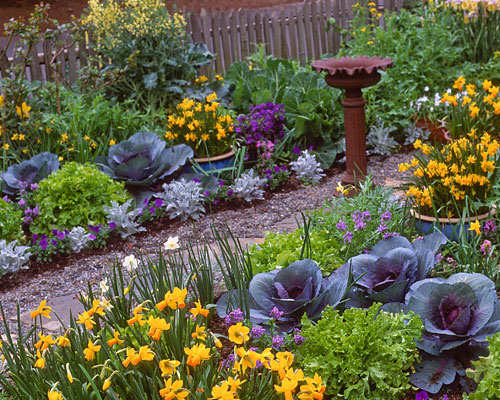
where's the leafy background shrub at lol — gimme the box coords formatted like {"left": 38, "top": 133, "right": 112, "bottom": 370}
{"left": 249, "top": 226, "right": 343, "bottom": 275}
{"left": 0, "top": 198, "right": 24, "bottom": 243}
{"left": 30, "top": 162, "right": 130, "bottom": 235}
{"left": 295, "top": 304, "right": 423, "bottom": 400}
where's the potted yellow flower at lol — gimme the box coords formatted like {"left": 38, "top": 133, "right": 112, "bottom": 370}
{"left": 399, "top": 132, "right": 498, "bottom": 238}
{"left": 165, "top": 92, "right": 235, "bottom": 171}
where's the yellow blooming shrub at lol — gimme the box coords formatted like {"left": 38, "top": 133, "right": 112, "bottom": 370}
{"left": 439, "top": 76, "right": 500, "bottom": 139}
{"left": 82, "top": 0, "right": 213, "bottom": 110}
{"left": 165, "top": 93, "right": 235, "bottom": 158}
{"left": 399, "top": 133, "right": 499, "bottom": 217}
{"left": 0, "top": 249, "right": 326, "bottom": 400}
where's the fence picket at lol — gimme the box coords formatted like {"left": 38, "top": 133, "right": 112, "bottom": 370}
{"left": 29, "top": 45, "right": 43, "bottom": 82}
{"left": 296, "top": 5, "right": 307, "bottom": 65}
{"left": 263, "top": 9, "right": 272, "bottom": 56}
{"left": 248, "top": 11, "right": 257, "bottom": 55}
{"left": 288, "top": 6, "right": 299, "bottom": 60}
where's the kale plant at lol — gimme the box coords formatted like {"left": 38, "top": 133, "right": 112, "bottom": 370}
{"left": 231, "top": 169, "right": 267, "bottom": 202}
{"left": 155, "top": 178, "right": 205, "bottom": 221}
{"left": 67, "top": 226, "right": 92, "bottom": 253}
{"left": 289, "top": 150, "right": 325, "bottom": 185}
{"left": 0, "top": 240, "right": 31, "bottom": 277}
{"left": 366, "top": 120, "right": 398, "bottom": 156}
{"left": 104, "top": 199, "right": 145, "bottom": 239}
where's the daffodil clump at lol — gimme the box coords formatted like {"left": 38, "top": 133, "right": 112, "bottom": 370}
{"left": 165, "top": 93, "right": 235, "bottom": 159}
{"left": 439, "top": 77, "right": 500, "bottom": 139}
{"left": 399, "top": 133, "right": 499, "bottom": 217}
{"left": 443, "top": 0, "right": 500, "bottom": 62}
{"left": 0, "top": 240, "right": 326, "bottom": 400}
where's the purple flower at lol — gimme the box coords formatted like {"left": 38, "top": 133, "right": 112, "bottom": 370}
{"left": 149, "top": 206, "right": 156, "bottom": 214}
{"left": 343, "top": 231, "right": 353, "bottom": 243}
{"left": 293, "top": 329, "right": 305, "bottom": 345}
{"left": 250, "top": 325, "right": 265, "bottom": 339}
{"left": 2, "top": 196, "right": 10, "bottom": 203}
{"left": 23, "top": 216, "right": 32, "bottom": 224}
{"left": 39, "top": 238, "right": 48, "bottom": 250}
{"left": 57, "top": 231, "right": 65, "bottom": 240}
{"left": 383, "top": 232, "right": 400, "bottom": 239}
{"left": 24, "top": 207, "right": 32, "bottom": 215}
{"left": 336, "top": 220, "right": 348, "bottom": 231}
{"left": 224, "top": 309, "right": 244, "bottom": 327}
{"left": 361, "top": 211, "right": 371, "bottom": 221}
{"left": 18, "top": 198, "right": 26, "bottom": 207}
{"left": 381, "top": 211, "right": 392, "bottom": 221}
{"left": 219, "top": 180, "right": 225, "bottom": 188}
{"left": 51, "top": 239, "right": 57, "bottom": 246}
{"left": 89, "top": 224, "right": 102, "bottom": 234}
{"left": 193, "top": 177, "right": 200, "bottom": 183}
{"left": 354, "top": 219, "right": 366, "bottom": 231}
{"left": 281, "top": 165, "right": 288, "bottom": 171}
{"left": 204, "top": 190, "right": 210, "bottom": 197}
{"left": 226, "top": 189, "right": 234, "bottom": 197}
{"left": 155, "top": 198, "right": 163, "bottom": 208}
{"left": 481, "top": 240, "right": 492, "bottom": 256}
{"left": 377, "top": 223, "right": 388, "bottom": 234}
{"left": 484, "top": 219, "right": 498, "bottom": 235}
{"left": 32, "top": 205, "right": 39, "bottom": 216}
{"left": 30, "top": 183, "right": 38, "bottom": 191}
{"left": 221, "top": 353, "right": 235, "bottom": 370}
{"left": 274, "top": 165, "right": 281, "bottom": 173}
{"left": 109, "top": 222, "right": 117, "bottom": 231}
{"left": 269, "top": 306, "right": 284, "bottom": 320}
{"left": 415, "top": 391, "right": 429, "bottom": 400}
{"left": 32, "top": 234, "right": 38, "bottom": 243}
{"left": 89, "top": 233, "right": 96, "bottom": 240}
{"left": 436, "top": 253, "right": 443, "bottom": 262}
{"left": 272, "top": 335, "right": 285, "bottom": 349}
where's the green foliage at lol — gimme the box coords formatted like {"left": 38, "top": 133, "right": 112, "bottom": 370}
{"left": 0, "top": 198, "right": 24, "bottom": 242}
{"left": 465, "top": 332, "right": 500, "bottom": 399}
{"left": 248, "top": 226, "right": 343, "bottom": 275}
{"left": 308, "top": 176, "right": 413, "bottom": 260}
{"left": 224, "top": 59, "right": 344, "bottom": 167}
{"left": 30, "top": 162, "right": 130, "bottom": 235}
{"left": 83, "top": 1, "right": 213, "bottom": 110}
{"left": 339, "top": 3, "right": 467, "bottom": 134}
{"left": 296, "top": 304, "right": 423, "bottom": 400}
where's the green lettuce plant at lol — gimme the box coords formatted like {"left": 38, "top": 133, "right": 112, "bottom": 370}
{"left": 295, "top": 303, "right": 423, "bottom": 400}
{"left": 0, "top": 198, "right": 25, "bottom": 243}
{"left": 30, "top": 162, "right": 130, "bottom": 235}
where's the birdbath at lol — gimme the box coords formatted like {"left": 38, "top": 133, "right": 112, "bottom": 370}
{"left": 312, "top": 56, "right": 394, "bottom": 187}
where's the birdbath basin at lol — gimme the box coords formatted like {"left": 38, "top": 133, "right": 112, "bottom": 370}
{"left": 312, "top": 56, "right": 394, "bottom": 186}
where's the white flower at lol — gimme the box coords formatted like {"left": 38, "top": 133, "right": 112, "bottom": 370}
{"left": 424, "top": 86, "right": 429, "bottom": 92}
{"left": 99, "top": 297, "right": 113, "bottom": 312}
{"left": 122, "top": 254, "right": 138, "bottom": 273}
{"left": 99, "top": 278, "right": 109, "bottom": 294}
{"left": 164, "top": 236, "right": 180, "bottom": 251}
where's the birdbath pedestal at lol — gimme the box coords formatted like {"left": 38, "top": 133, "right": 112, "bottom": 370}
{"left": 312, "top": 56, "right": 394, "bottom": 186}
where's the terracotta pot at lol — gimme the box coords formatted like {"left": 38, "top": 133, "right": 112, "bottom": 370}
{"left": 415, "top": 118, "right": 451, "bottom": 144}
{"left": 410, "top": 205, "right": 496, "bottom": 242}
{"left": 190, "top": 147, "right": 235, "bottom": 173}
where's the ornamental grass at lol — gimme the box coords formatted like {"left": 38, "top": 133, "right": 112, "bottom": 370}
{"left": 165, "top": 93, "right": 235, "bottom": 159}
{"left": 399, "top": 132, "right": 499, "bottom": 218}
{"left": 0, "top": 238, "right": 325, "bottom": 400}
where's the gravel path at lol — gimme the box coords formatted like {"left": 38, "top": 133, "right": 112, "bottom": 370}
{"left": 0, "top": 152, "right": 414, "bottom": 333}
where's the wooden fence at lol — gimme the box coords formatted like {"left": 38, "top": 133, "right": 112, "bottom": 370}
{"left": 0, "top": 0, "right": 405, "bottom": 84}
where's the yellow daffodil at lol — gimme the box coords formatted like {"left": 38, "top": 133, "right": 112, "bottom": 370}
{"left": 83, "top": 339, "right": 101, "bottom": 361}
{"left": 107, "top": 330, "right": 124, "bottom": 347}
{"left": 468, "top": 220, "right": 481, "bottom": 235}
{"left": 122, "top": 345, "right": 155, "bottom": 367}
{"left": 159, "top": 377, "right": 189, "bottom": 399}
{"left": 159, "top": 359, "right": 181, "bottom": 376}
{"left": 191, "top": 324, "right": 207, "bottom": 341}
{"left": 190, "top": 299, "right": 209, "bottom": 318}
{"left": 156, "top": 287, "right": 187, "bottom": 311}
{"left": 127, "top": 306, "right": 147, "bottom": 326}
{"left": 47, "top": 389, "right": 63, "bottom": 400}
{"left": 184, "top": 343, "right": 211, "bottom": 367}
{"left": 35, "top": 332, "right": 56, "bottom": 351}
{"left": 210, "top": 381, "right": 236, "bottom": 400}
{"left": 274, "top": 377, "right": 298, "bottom": 400}
{"left": 76, "top": 311, "right": 95, "bottom": 330}
{"left": 228, "top": 323, "right": 250, "bottom": 344}
{"left": 30, "top": 300, "right": 52, "bottom": 319}
{"left": 16, "top": 102, "right": 31, "bottom": 119}
{"left": 147, "top": 316, "right": 171, "bottom": 340}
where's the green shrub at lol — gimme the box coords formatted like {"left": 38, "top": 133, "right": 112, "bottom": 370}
{"left": 464, "top": 332, "right": 500, "bottom": 400}
{"left": 30, "top": 162, "right": 130, "bottom": 235}
{"left": 248, "top": 227, "right": 343, "bottom": 275}
{"left": 0, "top": 198, "right": 24, "bottom": 243}
{"left": 295, "top": 304, "right": 423, "bottom": 400}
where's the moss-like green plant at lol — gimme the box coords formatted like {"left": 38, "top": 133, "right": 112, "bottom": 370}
{"left": 0, "top": 198, "right": 24, "bottom": 242}
{"left": 30, "top": 162, "right": 130, "bottom": 235}
{"left": 295, "top": 304, "right": 423, "bottom": 400}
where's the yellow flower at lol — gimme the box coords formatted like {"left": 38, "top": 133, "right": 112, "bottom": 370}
{"left": 191, "top": 324, "right": 207, "bottom": 341}
{"left": 0, "top": 95, "right": 3, "bottom": 108}
{"left": 275, "top": 377, "right": 298, "bottom": 400}
{"left": 483, "top": 79, "right": 492, "bottom": 91}
{"left": 159, "top": 377, "right": 189, "bottom": 400}
{"left": 35, "top": 332, "right": 56, "bottom": 351}
{"left": 83, "top": 339, "right": 101, "bottom": 361}
{"left": 66, "top": 363, "right": 74, "bottom": 383}
{"left": 156, "top": 287, "right": 187, "bottom": 311}
{"left": 184, "top": 343, "right": 211, "bottom": 367}
{"left": 453, "top": 76, "right": 465, "bottom": 91}
{"left": 122, "top": 345, "right": 155, "bottom": 367}
{"left": 468, "top": 220, "right": 481, "bottom": 235}
{"left": 109, "top": 139, "right": 116, "bottom": 146}
{"left": 107, "top": 330, "right": 124, "bottom": 347}
{"left": 159, "top": 359, "right": 181, "bottom": 376}
{"left": 235, "top": 346, "right": 261, "bottom": 374}
{"left": 76, "top": 311, "right": 95, "bottom": 330}
{"left": 47, "top": 389, "right": 63, "bottom": 400}
{"left": 30, "top": 300, "right": 52, "bottom": 319}
{"left": 147, "top": 316, "right": 171, "bottom": 340}
{"left": 190, "top": 300, "right": 210, "bottom": 318}
{"left": 127, "top": 305, "right": 147, "bottom": 326}
{"left": 34, "top": 350, "right": 45, "bottom": 369}
{"left": 103, "top": 378, "right": 112, "bottom": 391}
{"left": 228, "top": 322, "right": 250, "bottom": 344}
{"left": 16, "top": 102, "right": 31, "bottom": 119}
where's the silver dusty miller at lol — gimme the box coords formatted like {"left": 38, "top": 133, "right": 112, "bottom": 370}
{"left": 104, "top": 199, "right": 145, "bottom": 239}
{"left": 67, "top": 226, "right": 92, "bottom": 253}
{"left": 231, "top": 169, "right": 267, "bottom": 202}
{"left": 289, "top": 150, "right": 325, "bottom": 185}
{"left": 0, "top": 239, "right": 31, "bottom": 277}
{"left": 366, "top": 120, "right": 398, "bottom": 156}
{"left": 155, "top": 178, "right": 205, "bottom": 221}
